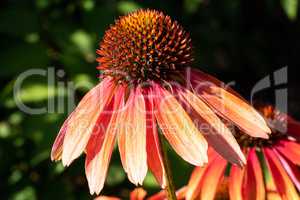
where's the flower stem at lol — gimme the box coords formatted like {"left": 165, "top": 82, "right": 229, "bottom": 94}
{"left": 158, "top": 132, "right": 177, "bottom": 200}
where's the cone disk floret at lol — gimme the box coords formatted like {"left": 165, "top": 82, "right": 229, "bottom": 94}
{"left": 97, "top": 9, "right": 193, "bottom": 84}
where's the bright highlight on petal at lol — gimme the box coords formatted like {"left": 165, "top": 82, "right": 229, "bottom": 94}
{"left": 153, "top": 83, "right": 208, "bottom": 166}
{"left": 118, "top": 87, "right": 148, "bottom": 185}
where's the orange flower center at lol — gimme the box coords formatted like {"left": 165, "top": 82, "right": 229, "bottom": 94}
{"left": 97, "top": 9, "right": 193, "bottom": 84}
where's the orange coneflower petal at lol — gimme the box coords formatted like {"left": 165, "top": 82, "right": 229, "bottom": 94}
{"left": 61, "top": 78, "right": 115, "bottom": 166}
{"left": 189, "top": 69, "right": 270, "bottom": 138}
{"left": 153, "top": 83, "right": 208, "bottom": 166}
{"left": 264, "top": 148, "right": 299, "bottom": 200}
{"left": 186, "top": 148, "right": 218, "bottom": 200}
{"left": 85, "top": 87, "right": 125, "bottom": 195}
{"left": 51, "top": 112, "right": 74, "bottom": 161}
{"left": 199, "top": 153, "right": 227, "bottom": 200}
{"left": 130, "top": 188, "right": 147, "bottom": 200}
{"left": 177, "top": 87, "right": 245, "bottom": 166}
{"left": 274, "top": 149, "right": 300, "bottom": 192}
{"left": 148, "top": 186, "right": 187, "bottom": 200}
{"left": 145, "top": 88, "right": 166, "bottom": 188}
{"left": 243, "top": 149, "right": 265, "bottom": 200}
{"left": 275, "top": 140, "right": 300, "bottom": 165}
{"left": 118, "top": 88, "right": 148, "bottom": 185}
{"left": 229, "top": 165, "right": 245, "bottom": 200}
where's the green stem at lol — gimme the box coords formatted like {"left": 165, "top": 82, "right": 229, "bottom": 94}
{"left": 158, "top": 133, "right": 177, "bottom": 200}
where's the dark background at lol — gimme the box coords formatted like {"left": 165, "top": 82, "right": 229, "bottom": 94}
{"left": 0, "top": 0, "right": 299, "bottom": 199}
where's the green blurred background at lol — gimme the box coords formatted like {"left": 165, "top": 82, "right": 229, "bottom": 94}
{"left": 0, "top": 0, "right": 299, "bottom": 199}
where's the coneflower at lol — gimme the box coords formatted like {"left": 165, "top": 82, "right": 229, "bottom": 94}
{"left": 51, "top": 9, "right": 270, "bottom": 196}
{"left": 186, "top": 104, "right": 300, "bottom": 200}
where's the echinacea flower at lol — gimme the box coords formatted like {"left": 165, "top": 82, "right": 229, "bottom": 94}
{"left": 186, "top": 104, "right": 300, "bottom": 200}
{"left": 51, "top": 9, "right": 271, "bottom": 195}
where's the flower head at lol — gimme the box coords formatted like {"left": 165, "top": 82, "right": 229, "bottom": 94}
{"left": 185, "top": 104, "right": 300, "bottom": 200}
{"left": 97, "top": 9, "right": 192, "bottom": 84}
{"left": 51, "top": 9, "right": 271, "bottom": 195}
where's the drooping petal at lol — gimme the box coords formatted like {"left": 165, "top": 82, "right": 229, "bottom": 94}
{"left": 177, "top": 87, "right": 245, "bottom": 166}
{"left": 264, "top": 148, "right": 299, "bottom": 200}
{"left": 198, "top": 153, "right": 227, "bottom": 200}
{"left": 275, "top": 140, "right": 300, "bottom": 165}
{"left": 144, "top": 88, "right": 166, "bottom": 188}
{"left": 153, "top": 83, "right": 208, "bottom": 166}
{"left": 189, "top": 69, "right": 270, "bottom": 138}
{"left": 51, "top": 112, "right": 73, "bottom": 161}
{"left": 130, "top": 188, "right": 147, "bottom": 200}
{"left": 85, "top": 86, "right": 125, "bottom": 195}
{"left": 185, "top": 148, "right": 219, "bottom": 200}
{"left": 274, "top": 149, "right": 300, "bottom": 192}
{"left": 118, "top": 87, "right": 148, "bottom": 185}
{"left": 62, "top": 78, "right": 115, "bottom": 166}
{"left": 242, "top": 149, "right": 265, "bottom": 200}
{"left": 229, "top": 165, "right": 245, "bottom": 200}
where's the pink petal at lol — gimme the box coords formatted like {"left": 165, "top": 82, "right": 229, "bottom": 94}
{"left": 62, "top": 78, "right": 115, "bottom": 166}
{"left": 242, "top": 149, "right": 265, "bottom": 200}
{"left": 118, "top": 87, "right": 148, "bottom": 185}
{"left": 229, "top": 165, "right": 245, "bottom": 200}
{"left": 144, "top": 88, "right": 166, "bottom": 188}
{"left": 274, "top": 149, "right": 300, "bottom": 192}
{"left": 85, "top": 86, "right": 125, "bottom": 195}
{"left": 189, "top": 69, "right": 270, "bottom": 138}
{"left": 264, "top": 148, "right": 299, "bottom": 200}
{"left": 51, "top": 111, "right": 73, "bottom": 161}
{"left": 153, "top": 83, "right": 208, "bottom": 166}
{"left": 275, "top": 140, "right": 300, "bottom": 165}
{"left": 177, "top": 87, "right": 245, "bottom": 166}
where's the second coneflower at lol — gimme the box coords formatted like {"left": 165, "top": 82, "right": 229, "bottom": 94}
{"left": 186, "top": 104, "right": 300, "bottom": 200}
{"left": 51, "top": 9, "right": 271, "bottom": 195}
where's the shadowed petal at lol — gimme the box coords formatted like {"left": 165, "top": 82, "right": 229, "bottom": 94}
{"left": 189, "top": 69, "right": 270, "bottom": 138}
{"left": 118, "top": 87, "right": 148, "bottom": 185}
{"left": 198, "top": 154, "right": 227, "bottom": 200}
{"left": 177, "top": 87, "right": 245, "bottom": 166}
{"left": 275, "top": 140, "right": 300, "bottom": 165}
{"left": 85, "top": 87, "right": 125, "bottom": 195}
{"left": 274, "top": 149, "right": 300, "bottom": 192}
{"left": 62, "top": 78, "right": 115, "bottom": 166}
{"left": 153, "top": 83, "right": 208, "bottom": 166}
{"left": 130, "top": 188, "right": 147, "bottom": 200}
{"left": 186, "top": 148, "right": 218, "bottom": 200}
{"left": 144, "top": 88, "right": 166, "bottom": 188}
{"left": 148, "top": 186, "right": 187, "bottom": 200}
{"left": 243, "top": 149, "right": 265, "bottom": 200}
{"left": 264, "top": 148, "right": 299, "bottom": 200}
{"left": 229, "top": 165, "right": 245, "bottom": 200}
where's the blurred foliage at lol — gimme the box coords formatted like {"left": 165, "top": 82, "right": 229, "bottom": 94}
{"left": 0, "top": 0, "right": 299, "bottom": 199}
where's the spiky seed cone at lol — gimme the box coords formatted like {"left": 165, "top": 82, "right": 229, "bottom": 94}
{"left": 97, "top": 9, "right": 193, "bottom": 84}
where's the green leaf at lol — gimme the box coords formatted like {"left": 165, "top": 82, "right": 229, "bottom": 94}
{"left": 281, "top": 0, "right": 298, "bottom": 20}
{"left": 12, "top": 186, "right": 37, "bottom": 200}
